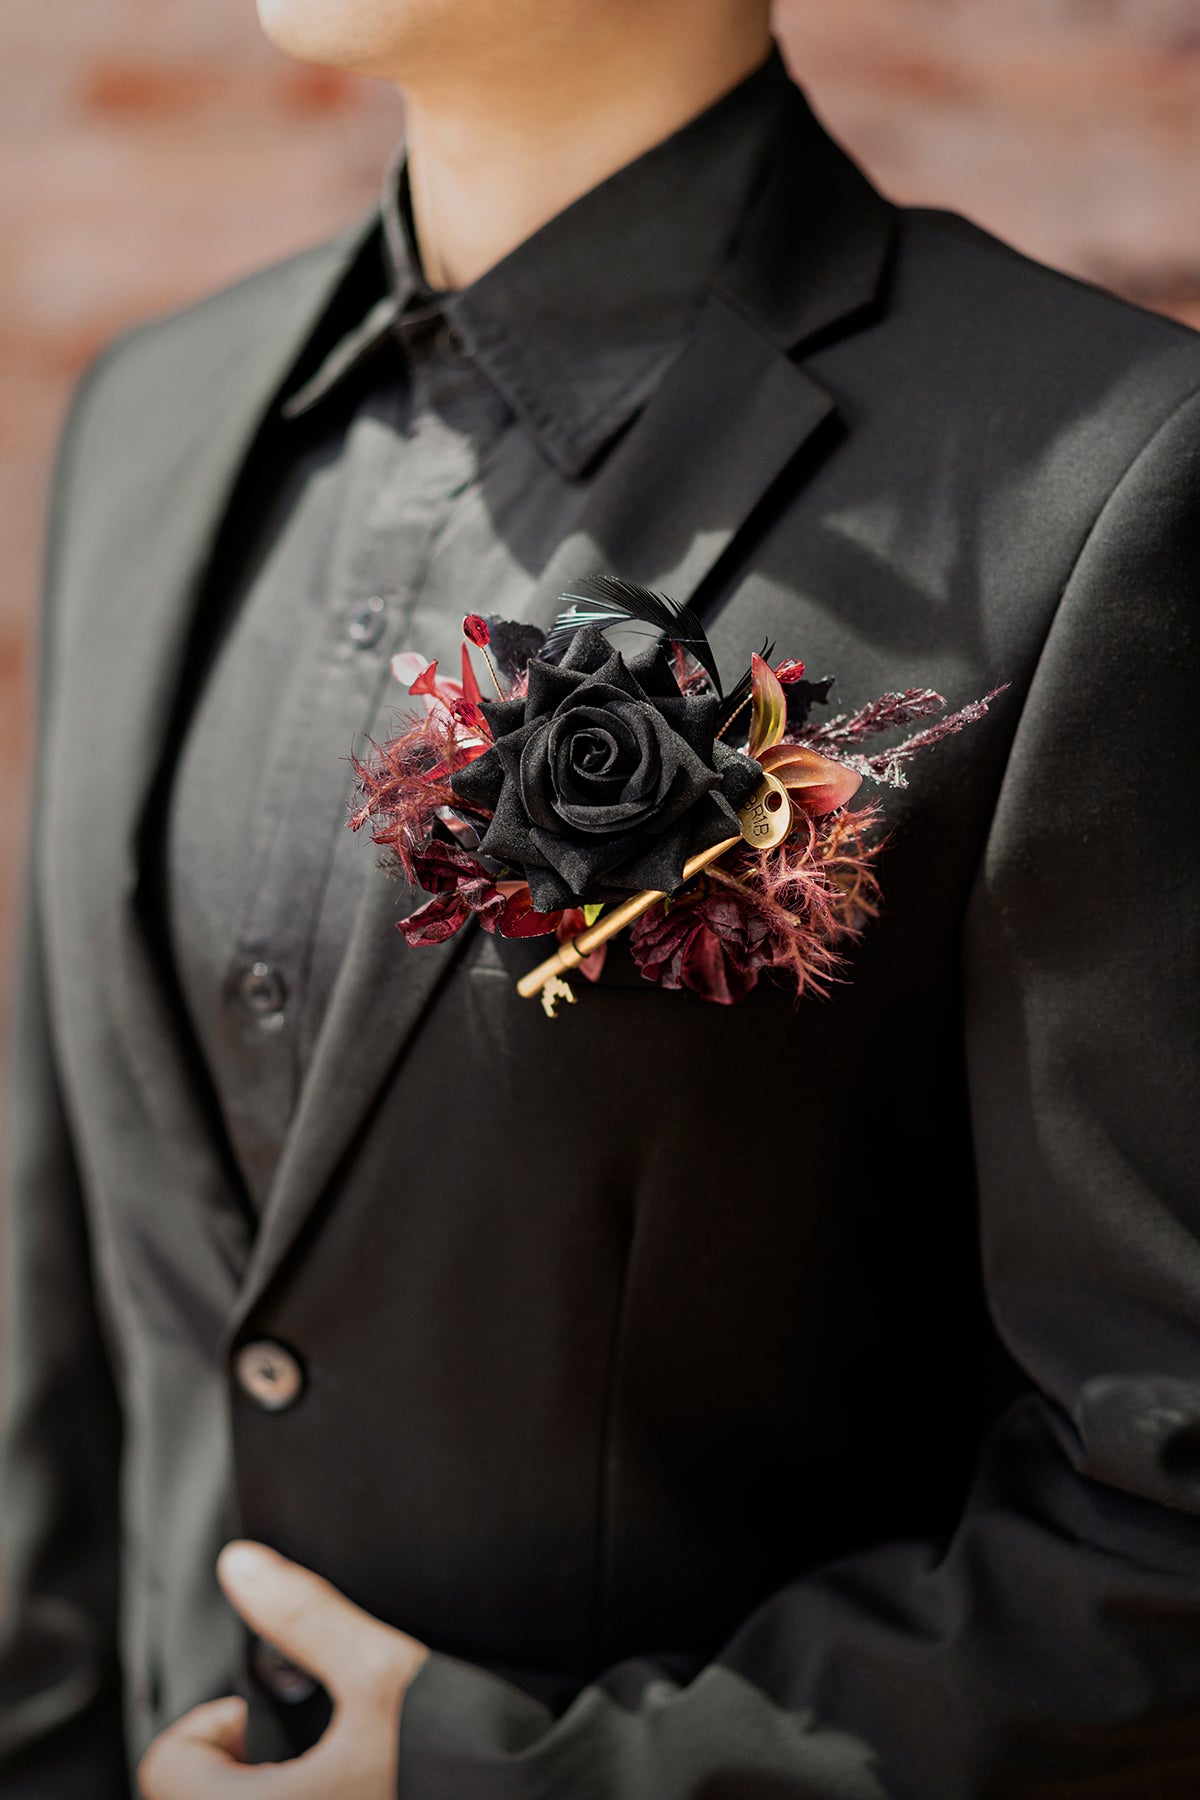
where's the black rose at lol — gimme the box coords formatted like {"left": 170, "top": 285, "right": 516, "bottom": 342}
{"left": 451, "top": 626, "right": 761, "bottom": 910}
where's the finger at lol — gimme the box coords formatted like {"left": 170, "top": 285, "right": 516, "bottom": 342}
{"left": 217, "top": 1542, "right": 420, "bottom": 1705}
{"left": 139, "top": 1698, "right": 352, "bottom": 1800}
{"left": 137, "top": 1697, "right": 248, "bottom": 1799}
{"left": 177, "top": 1694, "right": 248, "bottom": 1758}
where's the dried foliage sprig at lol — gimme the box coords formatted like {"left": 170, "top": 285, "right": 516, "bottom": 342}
{"left": 811, "top": 687, "right": 1009, "bottom": 789}
{"left": 802, "top": 687, "right": 945, "bottom": 747}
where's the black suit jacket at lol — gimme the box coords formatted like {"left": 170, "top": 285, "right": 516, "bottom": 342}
{"left": 5, "top": 84, "right": 1200, "bottom": 1798}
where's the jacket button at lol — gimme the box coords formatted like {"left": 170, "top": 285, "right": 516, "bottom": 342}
{"left": 251, "top": 1635, "right": 319, "bottom": 1704}
{"left": 234, "top": 1340, "right": 305, "bottom": 1412}
{"left": 236, "top": 960, "right": 287, "bottom": 1024}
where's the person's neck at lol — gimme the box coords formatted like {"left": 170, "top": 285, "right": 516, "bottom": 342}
{"left": 401, "top": 23, "right": 775, "bottom": 292}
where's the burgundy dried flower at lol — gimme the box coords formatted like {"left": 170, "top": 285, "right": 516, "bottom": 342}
{"left": 628, "top": 804, "right": 886, "bottom": 1006}
{"left": 398, "top": 853, "right": 575, "bottom": 949}
{"left": 396, "top": 842, "right": 507, "bottom": 945}
{"left": 630, "top": 886, "right": 776, "bottom": 1005}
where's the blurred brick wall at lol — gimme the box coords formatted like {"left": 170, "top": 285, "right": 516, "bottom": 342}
{"left": 3, "top": 0, "right": 1199, "bottom": 1033}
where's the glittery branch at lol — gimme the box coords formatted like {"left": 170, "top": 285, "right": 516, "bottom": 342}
{"left": 801, "top": 687, "right": 946, "bottom": 748}
{"left": 830, "top": 685, "right": 1009, "bottom": 788}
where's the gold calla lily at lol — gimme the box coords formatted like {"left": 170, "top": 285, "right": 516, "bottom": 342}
{"left": 757, "top": 741, "right": 862, "bottom": 816}
{"left": 747, "top": 653, "right": 787, "bottom": 759}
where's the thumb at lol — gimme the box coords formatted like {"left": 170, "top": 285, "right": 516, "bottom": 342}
{"left": 217, "top": 1541, "right": 416, "bottom": 1705}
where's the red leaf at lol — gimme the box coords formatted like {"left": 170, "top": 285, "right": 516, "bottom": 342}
{"left": 408, "top": 658, "right": 442, "bottom": 698}
{"left": 396, "top": 891, "right": 471, "bottom": 946}
{"left": 556, "top": 908, "right": 607, "bottom": 981}
{"left": 579, "top": 948, "right": 607, "bottom": 981}
{"left": 497, "top": 888, "right": 564, "bottom": 938}
{"left": 460, "top": 644, "right": 483, "bottom": 707}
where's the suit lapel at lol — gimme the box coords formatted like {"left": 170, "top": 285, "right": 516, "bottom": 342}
{"left": 231, "top": 80, "right": 900, "bottom": 1323}
{"left": 99, "top": 218, "right": 378, "bottom": 1268}
{"left": 232, "top": 301, "right": 839, "bottom": 1324}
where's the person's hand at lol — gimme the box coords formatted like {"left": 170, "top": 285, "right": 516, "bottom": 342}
{"left": 137, "top": 1541, "right": 429, "bottom": 1800}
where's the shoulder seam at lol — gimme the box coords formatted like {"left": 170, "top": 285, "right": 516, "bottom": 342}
{"left": 1055, "top": 376, "right": 1200, "bottom": 609}
{"left": 895, "top": 206, "right": 1198, "bottom": 342}
{"left": 983, "top": 375, "right": 1200, "bottom": 841}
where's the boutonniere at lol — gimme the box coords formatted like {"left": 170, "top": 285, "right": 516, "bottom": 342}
{"left": 351, "top": 578, "right": 1003, "bottom": 1016}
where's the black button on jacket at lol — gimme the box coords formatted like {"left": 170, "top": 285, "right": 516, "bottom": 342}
{"left": 5, "top": 52, "right": 1200, "bottom": 1800}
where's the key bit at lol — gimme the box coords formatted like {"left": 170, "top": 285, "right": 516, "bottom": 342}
{"left": 540, "top": 975, "right": 577, "bottom": 1019}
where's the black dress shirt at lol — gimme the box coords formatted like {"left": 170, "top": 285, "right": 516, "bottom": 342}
{"left": 164, "top": 50, "right": 793, "bottom": 1209}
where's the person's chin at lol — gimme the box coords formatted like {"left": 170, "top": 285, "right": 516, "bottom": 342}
{"left": 255, "top": 0, "right": 406, "bottom": 73}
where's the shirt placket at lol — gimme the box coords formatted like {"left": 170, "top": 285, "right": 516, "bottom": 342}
{"left": 220, "top": 330, "right": 511, "bottom": 1202}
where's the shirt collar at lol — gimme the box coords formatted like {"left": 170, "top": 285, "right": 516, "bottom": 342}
{"left": 283, "top": 46, "right": 795, "bottom": 477}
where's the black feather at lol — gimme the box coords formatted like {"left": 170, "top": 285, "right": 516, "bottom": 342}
{"left": 544, "top": 574, "right": 723, "bottom": 696}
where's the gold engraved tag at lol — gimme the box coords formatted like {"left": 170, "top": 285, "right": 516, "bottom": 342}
{"left": 736, "top": 771, "right": 793, "bottom": 851}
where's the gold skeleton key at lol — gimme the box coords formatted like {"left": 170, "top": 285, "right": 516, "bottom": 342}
{"left": 540, "top": 975, "right": 577, "bottom": 1019}
{"left": 516, "top": 771, "right": 792, "bottom": 1009}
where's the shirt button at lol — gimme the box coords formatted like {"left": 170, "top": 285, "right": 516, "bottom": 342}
{"left": 347, "top": 595, "right": 387, "bottom": 649}
{"left": 234, "top": 1340, "right": 305, "bottom": 1412}
{"left": 237, "top": 960, "right": 286, "bottom": 1023}
{"left": 251, "top": 1635, "right": 319, "bottom": 1704}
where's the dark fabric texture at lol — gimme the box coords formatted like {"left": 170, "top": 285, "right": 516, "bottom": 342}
{"left": 5, "top": 46, "right": 1200, "bottom": 1800}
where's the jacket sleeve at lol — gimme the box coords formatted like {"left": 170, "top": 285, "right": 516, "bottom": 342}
{"left": 393, "top": 384, "right": 1200, "bottom": 1800}
{"left": 0, "top": 358, "right": 129, "bottom": 1798}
